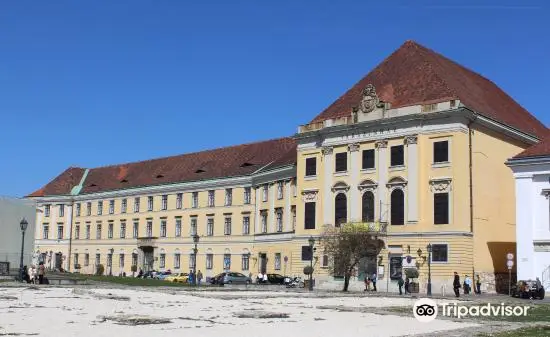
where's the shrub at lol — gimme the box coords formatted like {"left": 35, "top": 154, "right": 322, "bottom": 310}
{"left": 303, "top": 266, "right": 314, "bottom": 275}
{"left": 405, "top": 268, "right": 419, "bottom": 280}
{"left": 96, "top": 264, "right": 105, "bottom": 276}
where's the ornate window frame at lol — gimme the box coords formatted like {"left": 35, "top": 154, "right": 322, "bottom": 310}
{"left": 429, "top": 177, "right": 452, "bottom": 225}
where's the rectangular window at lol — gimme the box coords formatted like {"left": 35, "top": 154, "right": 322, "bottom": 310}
{"left": 261, "top": 211, "right": 268, "bottom": 233}
{"left": 108, "top": 222, "right": 113, "bottom": 239}
{"left": 208, "top": 190, "right": 215, "bottom": 207}
{"left": 390, "top": 145, "right": 404, "bottom": 166}
{"left": 192, "top": 192, "right": 198, "bottom": 208}
{"left": 207, "top": 218, "right": 214, "bottom": 236}
{"left": 244, "top": 187, "right": 251, "bottom": 204}
{"left": 160, "top": 254, "right": 166, "bottom": 269}
{"left": 305, "top": 157, "right": 317, "bottom": 176}
{"left": 301, "top": 246, "right": 313, "bottom": 261}
{"left": 120, "top": 221, "right": 126, "bottom": 239}
{"left": 434, "top": 193, "right": 449, "bottom": 224}
{"left": 292, "top": 179, "right": 297, "bottom": 197}
{"left": 95, "top": 254, "right": 100, "bottom": 266}
{"left": 160, "top": 220, "right": 167, "bottom": 237}
{"left": 322, "top": 254, "right": 329, "bottom": 267}
{"left": 174, "top": 253, "right": 181, "bottom": 269}
{"left": 59, "top": 204, "right": 65, "bottom": 217}
{"left": 57, "top": 224, "right": 64, "bottom": 239}
{"left": 76, "top": 203, "right": 81, "bottom": 217}
{"left": 119, "top": 254, "right": 125, "bottom": 269}
{"left": 175, "top": 218, "right": 182, "bottom": 237}
{"left": 433, "top": 140, "right": 449, "bottom": 163}
{"left": 277, "top": 182, "right": 284, "bottom": 199}
{"left": 362, "top": 149, "right": 375, "bottom": 169}
{"left": 86, "top": 223, "right": 91, "bottom": 239}
{"left": 206, "top": 254, "right": 213, "bottom": 270}
{"left": 96, "top": 224, "right": 102, "bottom": 239}
{"left": 146, "top": 220, "right": 153, "bottom": 237}
{"left": 84, "top": 254, "right": 89, "bottom": 267}
{"left": 121, "top": 199, "right": 127, "bottom": 213}
{"left": 74, "top": 253, "right": 79, "bottom": 268}
{"left": 134, "top": 198, "right": 140, "bottom": 213}
{"left": 224, "top": 217, "right": 232, "bottom": 235}
{"left": 431, "top": 244, "right": 448, "bottom": 262}
{"left": 304, "top": 202, "right": 316, "bottom": 229}
{"left": 274, "top": 253, "right": 281, "bottom": 270}
{"left": 291, "top": 206, "right": 297, "bottom": 230}
{"left": 223, "top": 254, "right": 231, "bottom": 270}
{"left": 97, "top": 201, "right": 103, "bottom": 215}
{"left": 74, "top": 225, "right": 80, "bottom": 240}
{"left": 225, "top": 188, "right": 233, "bottom": 206}
{"left": 147, "top": 196, "right": 154, "bottom": 211}
{"left": 44, "top": 205, "right": 51, "bottom": 217}
{"left": 161, "top": 195, "right": 168, "bottom": 210}
{"left": 190, "top": 217, "right": 197, "bottom": 235}
{"left": 132, "top": 253, "right": 138, "bottom": 267}
{"left": 42, "top": 224, "right": 49, "bottom": 239}
{"left": 262, "top": 185, "right": 268, "bottom": 202}
{"left": 335, "top": 152, "right": 348, "bottom": 172}
{"left": 107, "top": 254, "right": 112, "bottom": 268}
{"left": 242, "top": 254, "right": 250, "bottom": 271}
{"left": 87, "top": 202, "right": 92, "bottom": 216}
{"left": 242, "top": 216, "right": 250, "bottom": 235}
{"left": 176, "top": 193, "right": 183, "bottom": 209}
{"left": 133, "top": 221, "right": 138, "bottom": 238}
{"left": 276, "top": 210, "right": 283, "bottom": 232}
{"left": 109, "top": 200, "right": 114, "bottom": 215}
{"left": 189, "top": 254, "right": 196, "bottom": 270}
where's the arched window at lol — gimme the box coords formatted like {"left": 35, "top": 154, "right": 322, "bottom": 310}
{"left": 391, "top": 189, "right": 405, "bottom": 225}
{"left": 334, "top": 193, "right": 347, "bottom": 227}
{"left": 362, "top": 191, "right": 375, "bottom": 222}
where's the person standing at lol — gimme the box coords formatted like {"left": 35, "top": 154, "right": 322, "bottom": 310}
{"left": 465, "top": 275, "right": 472, "bottom": 295}
{"left": 404, "top": 277, "right": 410, "bottom": 294}
{"left": 38, "top": 262, "right": 45, "bottom": 284}
{"left": 197, "top": 270, "right": 203, "bottom": 286}
{"left": 476, "top": 274, "right": 482, "bottom": 295}
{"left": 371, "top": 273, "right": 377, "bottom": 292}
{"left": 398, "top": 276, "right": 404, "bottom": 295}
{"left": 453, "top": 272, "right": 461, "bottom": 297}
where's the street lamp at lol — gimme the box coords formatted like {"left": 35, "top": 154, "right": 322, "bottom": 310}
{"left": 192, "top": 234, "right": 200, "bottom": 286}
{"left": 308, "top": 236, "right": 315, "bottom": 291}
{"left": 427, "top": 243, "right": 432, "bottom": 296}
{"left": 18, "top": 218, "right": 28, "bottom": 282}
{"left": 109, "top": 248, "right": 114, "bottom": 276}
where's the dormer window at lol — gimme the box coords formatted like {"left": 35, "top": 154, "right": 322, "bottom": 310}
{"left": 240, "top": 162, "right": 254, "bottom": 167}
{"left": 120, "top": 179, "right": 128, "bottom": 183}
{"left": 195, "top": 169, "right": 205, "bottom": 174}
{"left": 156, "top": 174, "right": 164, "bottom": 179}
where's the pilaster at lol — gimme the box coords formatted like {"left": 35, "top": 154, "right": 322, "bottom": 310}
{"left": 322, "top": 146, "right": 334, "bottom": 225}
{"left": 269, "top": 182, "right": 275, "bottom": 232}
{"left": 284, "top": 180, "right": 292, "bottom": 231}
{"left": 405, "top": 135, "right": 418, "bottom": 223}
{"left": 348, "top": 143, "right": 360, "bottom": 222}
{"left": 376, "top": 140, "right": 388, "bottom": 223}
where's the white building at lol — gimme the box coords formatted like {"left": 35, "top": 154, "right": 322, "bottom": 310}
{"left": 507, "top": 138, "right": 550, "bottom": 290}
{"left": 0, "top": 197, "right": 36, "bottom": 272}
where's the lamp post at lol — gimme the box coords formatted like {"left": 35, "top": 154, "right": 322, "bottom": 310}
{"left": 193, "top": 234, "right": 200, "bottom": 286}
{"left": 308, "top": 236, "right": 315, "bottom": 291}
{"left": 109, "top": 248, "right": 114, "bottom": 276}
{"left": 427, "top": 244, "right": 432, "bottom": 296}
{"left": 18, "top": 218, "right": 28, "bottom": 282}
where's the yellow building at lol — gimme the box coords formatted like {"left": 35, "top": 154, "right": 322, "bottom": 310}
{"left": 27, "top": 40, "right": 548, "bottom": 292}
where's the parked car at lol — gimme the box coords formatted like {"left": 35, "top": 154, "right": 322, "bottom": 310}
{"left": 141, "top": 270, "right": 157, "bottom": 279}
{"left": 165, "top": 273, "right": 189, "bottom": 283}
{"left": 511, "top": 279, "right": 545, "bottom": 299}
{"left": 155, "top": 271, "right": 172, "bottom": 280}
{"left": 209, "top": 273, "right": 226, "bottom": 284}
{"left": 222, "top": 272, "right": 252, "bottom": 284}
{"left": 266, "top": 273, "right": 285, "bottom": 285}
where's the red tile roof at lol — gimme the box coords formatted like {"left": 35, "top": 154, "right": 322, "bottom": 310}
{"left": 311, "top": 40, "right": 548, "bottom": 139}
{"left": 27, "top": 138, "right": 296, "bottom": 197}
{"left": 28, "top": 167, "right": 86, "bottom": 197}
{"left": 512, "top": 133, "right": 550, "bottom": 159}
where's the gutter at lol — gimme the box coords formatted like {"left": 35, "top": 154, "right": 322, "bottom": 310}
{"left": 468, "top": 115, "right": 477, "bottom": 280}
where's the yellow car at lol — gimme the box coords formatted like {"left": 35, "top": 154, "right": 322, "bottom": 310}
{"left": 165, "top": 273, "right": 189, "bottom": 283}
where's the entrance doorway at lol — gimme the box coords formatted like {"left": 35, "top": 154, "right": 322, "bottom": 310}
{"left": 358, "top": 255, "right": 378, "bottom": 280}
{"left": 54, "top": 253, "right": 62, "bottom": 270}
{"left": 141, "top": 247, "right": 154, "bottom": 271}
{"left": 259, "top": 253, "right": 267, "bottom": 273}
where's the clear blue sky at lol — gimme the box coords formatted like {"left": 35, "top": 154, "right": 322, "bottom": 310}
{"left": 1, "top": 0, "right": 549, "bottom": 197}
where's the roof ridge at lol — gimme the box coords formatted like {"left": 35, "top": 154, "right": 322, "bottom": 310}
{"left": 88, "top": 136, "right": 294, "bottom": 170}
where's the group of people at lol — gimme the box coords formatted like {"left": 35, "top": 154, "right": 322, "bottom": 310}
{"left": 453, "top": 272, "right": 482, "bottom": 297}
{"left": 256, "top": 272, "right": 269, "bottom": 283}
{"left": 22, "top": 262, "right": 47, "bottom": 284}
{"left": 188, "top": 270, "right": 203, "bottom": 285}
{"left": 363, "top": 273, "right": 377, "bottom": 291}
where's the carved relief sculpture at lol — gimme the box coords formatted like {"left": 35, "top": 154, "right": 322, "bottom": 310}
{"left": 429, "top": 178, "right": 452, "bottom": 193}
{"left": 322, "top": 147, "right": 333, "bottom": 155}
{"left": 348, "top": 143, "right": 360, "bottom": 152}
{"left": 359, "top": 84, "right": 380, "bottom": 113}
{"left": 375, "top": 140, "right": 388, "bottom": 149}
{"left": 404, "top": 135, "right": 418, "bottom": 145}
{"left": 301, "top": 190, "right": 319, "bottom": 202}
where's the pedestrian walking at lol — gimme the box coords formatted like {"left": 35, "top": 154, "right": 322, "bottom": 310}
{"left": 197, "top": 270, "right": 203, "bottom": 286}
{"left": 371, "top": 273, "right": 377, "bottom": 292}
{"left": 404, "top": 277, "right": 410, "bottom": 294}
{"left": 453, "top": 272, "right": 461, "bottom": 297}
{"left": 38, "top": 262, "right": 45, "bottom": 284}
{"left": 475, "top": 274, "right": 481, "bottom": 294}
{"left": 398, "top": 276, "right": 404, "bottom": 295}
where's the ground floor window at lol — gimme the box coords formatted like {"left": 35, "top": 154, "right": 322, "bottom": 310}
{"left": 431, "top": 244, "right": 448, "bottom": 262}
{"left": 241, "top": 254, "right": 249, "bottom": 271}
{"left": 389, "top": 256, "right": 403, "bottom": 280}
{"left": 206, "top": 254, "right": 213, "bottom": 270}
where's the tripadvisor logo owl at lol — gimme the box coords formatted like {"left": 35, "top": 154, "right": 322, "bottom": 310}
{"left": 413, "top": 298, "right": 438, "bottom": 322}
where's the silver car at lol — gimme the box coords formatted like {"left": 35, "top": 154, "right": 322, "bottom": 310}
{"left": 222, "top": 272, "right": 252, "bottom": 284}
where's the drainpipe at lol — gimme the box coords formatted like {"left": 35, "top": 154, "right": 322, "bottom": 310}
{"left": 468, "top": 115, "right": 477, "bottom": 280}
